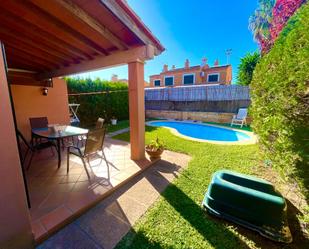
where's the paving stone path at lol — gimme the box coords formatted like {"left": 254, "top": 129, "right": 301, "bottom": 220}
{"left": 37, "top": 150, "right": 191, "bottom": 249}
{"left": 106, "top": 128, "right": 130, "bottom": 138}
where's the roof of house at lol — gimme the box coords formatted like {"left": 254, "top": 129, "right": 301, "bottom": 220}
{"left": 150, "top": 64, "right": 231, "bottom": 77}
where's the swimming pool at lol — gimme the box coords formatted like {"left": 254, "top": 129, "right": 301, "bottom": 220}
{"left": 148, "top": 121, "right": 252, "bottom": 143}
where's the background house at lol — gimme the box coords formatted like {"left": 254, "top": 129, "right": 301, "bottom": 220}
{"left": 147, "top": 59, "right": 232, "bottom": 88}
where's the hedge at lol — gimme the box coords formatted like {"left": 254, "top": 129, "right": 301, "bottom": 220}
{"left": 251, "top": 2, "right": 309, "bottom": 195}
{"left": 66, "top": 77, "right": 129, "bottom": 127}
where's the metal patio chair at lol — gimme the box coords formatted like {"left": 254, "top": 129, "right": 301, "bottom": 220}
{"left": 29, "top": 116, "right": 48, "bottom": 145}
{"left": 67, "top": 127, "right": 107, "bottom": 178}
{"left": 77, "top": 117, "right": 105, "bottom": 147}
{"left": 17, "top": 130, "right": 57, "bottom": 170}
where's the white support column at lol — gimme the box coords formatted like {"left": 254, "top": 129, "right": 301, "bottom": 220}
{"left": 128, "top": 60, "right": 145, "bottom": 160}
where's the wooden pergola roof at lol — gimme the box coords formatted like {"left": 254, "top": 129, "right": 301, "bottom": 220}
{"left": 0, "top": 0, "right": 164, "bottom": 85}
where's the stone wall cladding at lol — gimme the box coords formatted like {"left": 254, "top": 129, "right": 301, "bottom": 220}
{"left": 146, "top": 110, "right": 252, "bottom": 124}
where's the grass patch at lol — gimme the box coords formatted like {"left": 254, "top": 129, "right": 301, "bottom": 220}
{"left": 106, "top": 120, "right": 130, "bottom": 133}
{"left": 106, "top": 118, "right": 161, "bottom": 133}
{"left": 114, "top": 126, "right": 261, "bottom": 248}
{"left": 114, "top": 126, "right": 308, "bottom": 248}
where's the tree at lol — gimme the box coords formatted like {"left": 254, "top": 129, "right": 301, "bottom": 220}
{"left": 249, "top": 0, "right": 276, "bottom": 53}
{"left": 237, "top": 52, "right": 261, "bottom": 86}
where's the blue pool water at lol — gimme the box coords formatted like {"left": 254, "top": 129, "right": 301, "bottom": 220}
{"left": 149, "top": 121, "right": 251, "bottom": 142}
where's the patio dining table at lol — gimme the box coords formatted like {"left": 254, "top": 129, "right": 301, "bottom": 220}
{"left": 32, "top": 125, "right": 88, "bottom": 168}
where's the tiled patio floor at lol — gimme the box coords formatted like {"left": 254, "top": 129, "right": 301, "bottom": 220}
{"left": 37, "top": 149, "right": 191, "bottom": 249}
{"left": 26, "top": 138, "right": 157, "bottom": 241}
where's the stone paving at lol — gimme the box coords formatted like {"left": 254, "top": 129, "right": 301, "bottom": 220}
{"left": 106, "top": 128, "right": 130, "bottom": 138}
{"left": 37, "top": 150, "right": 191, "bottom": 249}
{"left": 28, "top": 137, "right": 155, "bottom": 241}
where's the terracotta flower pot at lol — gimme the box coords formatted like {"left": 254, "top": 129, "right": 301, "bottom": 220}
{"left": 145, "top": 147, "right": 164, "bottom": 160}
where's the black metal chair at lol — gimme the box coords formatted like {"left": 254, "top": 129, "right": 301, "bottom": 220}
{"left": 17, "top": 130, "right": 57, "bottom": 170}
{"left": 17, "top": 130, "right": 32, "bottom": 166}
{"left": 67, "top": 127, "right": 107, "bottom": 178}
{"left": 29, "top": 117, "right": 49, "bottom": 146}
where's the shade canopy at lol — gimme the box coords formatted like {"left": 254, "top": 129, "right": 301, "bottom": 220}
{"left": 0, "top": 0, "right": 164, "bottom": 84}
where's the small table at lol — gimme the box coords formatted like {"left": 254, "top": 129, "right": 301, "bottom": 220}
{"left": 32, "top": 125, "right": 88, "bottom": 168}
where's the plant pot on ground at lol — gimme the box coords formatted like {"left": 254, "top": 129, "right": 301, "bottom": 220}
{"left": 111, "top": 117, "right": 117, "bottom": 125}
{"left": 145, "top": 137, "right": 164, "bottom": 160}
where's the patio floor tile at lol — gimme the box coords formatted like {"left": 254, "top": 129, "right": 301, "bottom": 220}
{"left": 37, "top": 150, "right": 191, "bottom": 248}
{"left": 36, "top": 223, "right": 102, "bottom": 249}
{"left": 76, "top": 209, "right": 131, "bottom": 249}
{"left": 31, "top": 220, "right": 47, "bottom": 241}
{"left": 105, "top": 195, "right": 148, "bottom": 225}
{"left": 40, "top": 206, "right": 73, "bottom": 232}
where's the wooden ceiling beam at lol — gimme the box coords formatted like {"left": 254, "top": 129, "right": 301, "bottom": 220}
{"left": 25, "top": 0, "right": 110, "bottom": 56}
{"left": 100, "top": 0, "right": 152, "bottom": 46}
{"left": 5, "top": 46, "right": 61, "bottom": 69}
{"left": 0, "top": 30, "right": 71, "bottom": 67}
{"left": 1, "top": 1, "right": 102, "bottom": 57}
{"left": 37, "top": 45, "right": 155, "bottom": 80}
{"left": 0, "top": 22, "right": 79, "bottom": 64}
{"left": 7, "top": 70, "right": 43, "bottom": 86}
{"left": 8, "top": 57, "right": 51, "bottom": 72}
{"left": 0, "top": 12, "right": 91, "bottom": 61}
{"left": 30, "top": 0, "right": 128, "bottom": 51}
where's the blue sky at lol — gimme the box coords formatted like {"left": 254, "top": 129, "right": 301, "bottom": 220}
{"left": 77, "top": 1, "right": 259, "bottom": 83}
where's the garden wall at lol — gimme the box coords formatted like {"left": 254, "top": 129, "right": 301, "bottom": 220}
{"left": 145, "top": 85, "right": 251, "bottom": 121}
{"left": 11, "top": 78, "right": 70, "bottom": 140}
{"left": 145, "top": 100, "right": 250, "bottom": 113}
{"left": 146, "top": 110, "right": 252, "bottom": 124}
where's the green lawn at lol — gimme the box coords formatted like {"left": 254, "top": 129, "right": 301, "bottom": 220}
{"left": 113, "top": 125, "right": 308, "bottom": 248}
{"left": 106, "top": 120, "right": 130, "bottom": 133}
{"left": 114, "top": 126, "right": 263, "bottom": 249}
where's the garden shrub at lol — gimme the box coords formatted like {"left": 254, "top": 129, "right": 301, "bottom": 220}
{"left": 251, "top": 3, "right": 309, "bottom": 197}
{"left": 66, "top": 77, "right": 129, "bottom": 127}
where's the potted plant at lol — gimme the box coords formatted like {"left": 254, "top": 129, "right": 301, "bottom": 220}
{"left": 111, "top": 116, "right": 117, "bottom": 125}
{"left": 145, "top": 137, "right": 164, "bottom": 160}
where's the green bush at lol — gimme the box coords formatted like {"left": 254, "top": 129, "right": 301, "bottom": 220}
{"left": 237, "top": 51, "right": 261, "bottom": 86}
{"left": 251, "top": 3, "right": 309, "bottom": 195}
{"left": 66, "top": 77, "right": 129, "bottom": 127}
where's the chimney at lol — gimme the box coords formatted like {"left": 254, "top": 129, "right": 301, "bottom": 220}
{"left": 163, "top": 64, "right": 168, "bottom": 72}
{"left": 201, "top": 57, "right": 209, "bottom": 69}
{"left": 111, "top": 74, "right": 118, "bottom": 82}
{"left": 185, "top": 59, "right": 190, "bottom": 69}
{"left": 172, "top": 65, "right": 176, "bottom": 70}
{"left": 214, "top": 59, "right": 219, "bottom": 66}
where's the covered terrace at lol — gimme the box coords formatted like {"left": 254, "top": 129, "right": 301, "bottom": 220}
{"left": 0, "top": 1, "right": 164, "bottom": 248}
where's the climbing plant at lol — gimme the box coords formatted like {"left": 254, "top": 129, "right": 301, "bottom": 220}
{"left": 249, "top": 0, "right": 307, "bottom": 53}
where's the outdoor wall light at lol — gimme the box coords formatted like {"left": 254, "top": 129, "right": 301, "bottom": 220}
{"left": 42, "top": 78, "right": 53, "bottom": 96}
{"left": 42, "top": 87, "right": 48, "bottom": 96}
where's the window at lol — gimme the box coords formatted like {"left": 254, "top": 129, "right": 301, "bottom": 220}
{"left": 183, "top": 74, "right": 195, "bottom": 85}
{"left": 164, "top": 76, "right": 174, "bottom": 86}
{"left": 207, "top": 73, "right": 220, "bottom": 82}
{"left": 154, "top": 79, "right": 161, "bottom": 87}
